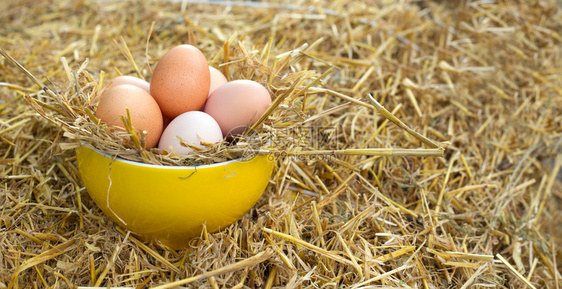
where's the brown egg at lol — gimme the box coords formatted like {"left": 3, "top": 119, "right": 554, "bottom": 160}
{"left": 95, "top": 84, "right": 163, "bottom": 149}
{"left": 92, "top": 75, "right": 150, "bottom": 104}
{"left": 150, "top": 45, "right": 210, "bottom": 119}
{"left": 203, "top": 80, "right": 271, "bottom": 137}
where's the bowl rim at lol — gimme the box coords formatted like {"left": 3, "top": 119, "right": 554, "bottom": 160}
{"left": 79, "top": 144, "right": 262, "bottom": 170}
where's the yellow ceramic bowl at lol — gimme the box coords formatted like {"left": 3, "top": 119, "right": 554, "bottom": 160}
{"left": 76, "top": 145, "right": 274, "bottom": 249}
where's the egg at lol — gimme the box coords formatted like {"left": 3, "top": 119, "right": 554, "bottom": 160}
{"left": 203, "top": 80, "right": 272, "bottom": 137}
{"left": 208, "top": 66, "right": 228, "bottom": 95}
{"left": 93, "top": 75, "right": 150, "bottom": 104}
{"left": 95, "top": 84, "right": 163, "bottom": 149}
{"left": 150, "top": 45, "right": 210, "bottom": 118}
{"left": 158, "top": 111, "right": 223, "bottom": 155}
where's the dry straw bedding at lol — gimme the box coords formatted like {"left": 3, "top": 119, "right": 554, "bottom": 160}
{"left": 1, "top": 0, "right": 561, "bottom": 288}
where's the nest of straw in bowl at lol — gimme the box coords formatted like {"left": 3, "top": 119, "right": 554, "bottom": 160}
{"left": 0, "top": 37, "right": 444, "bottom": 167}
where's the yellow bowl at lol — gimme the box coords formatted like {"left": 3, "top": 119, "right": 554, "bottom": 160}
{"left": 76, "top": 145, "right": 274, "bottom": 249}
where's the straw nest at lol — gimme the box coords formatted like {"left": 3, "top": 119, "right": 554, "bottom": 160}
{"left": 1, "top": 0, "right": 561, "bottom": 288}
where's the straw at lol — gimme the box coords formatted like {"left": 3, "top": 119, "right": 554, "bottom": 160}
{"left": 1, "top": 0, "right": 561, "bottom": 288}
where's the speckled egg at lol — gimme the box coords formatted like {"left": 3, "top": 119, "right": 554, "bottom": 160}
{"left": 150, "top": 45, "right": 210, "bottom": 118}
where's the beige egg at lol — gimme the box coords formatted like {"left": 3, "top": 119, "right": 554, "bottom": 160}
{"left": 203, "top": 80, "right": 271, "bottom": 138}
{"left": 150, "top": 45, "right": 210, "bottom": 118}
{"left": 209, "top": 66, "right": 228, "bottom": 95}
{"left": 95, "top": 84, "right": 163, "bottom": 149}
{"left": 158, "top": 111, "right": 223, "bottom": 155}
{"left": 93, "top": 75, "right": 150, "bottom": 104}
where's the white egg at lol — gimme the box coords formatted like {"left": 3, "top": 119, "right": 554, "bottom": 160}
{"left": 158, "top": 111, "right": 223, "bottom": 155}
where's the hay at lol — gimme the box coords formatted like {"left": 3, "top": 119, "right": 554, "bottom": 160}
{"left": 1, "top": 0, "right": 561, "bottom": 288}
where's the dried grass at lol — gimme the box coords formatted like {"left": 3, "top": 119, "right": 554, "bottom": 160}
{"left": 1, "top": 0, "right": 561, "bottom": 288}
